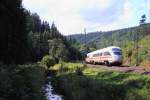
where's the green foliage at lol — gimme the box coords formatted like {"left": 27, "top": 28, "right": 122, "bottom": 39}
{"left": 75, "top": 67, "right": 83, "bottom": 76}
{"left": 58, "top": 62, "right": 69, "bottom": 73}
{"left": 41, "top": 55, "right": 56, "bottom": 69}
{"left": 51, "top": 74, "right": 125, "bottom": 100}
{"left": 140, "top": 14, "right": 146, "bottom": 25}
{"left": 51, "top": 62, "right": 84, "bottom": 74}
{"left": 69, "top": 23, "right": 150, "bottom": 66}
{"left": 48, "top": 39, "right": 69, "bottom": 62}
{"left": 0, "top": 64, "right": 46, "bottom": 100}
{"left": 50, "top": 63, "right": 150, "bottom": 100}
{"left": 0, "top": 0, "right": 31, "bottom": 64}
{"left": 122, "top": 36, "right": 150, "bottom": 66}
{"left": 27, "top": 18, "right": 81, "bottom": 62}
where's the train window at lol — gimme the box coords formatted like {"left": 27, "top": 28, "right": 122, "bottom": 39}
{"left": 93, "top": 53, "right": 101, "bottom": 57}
{"left": 93, "top": 54, "right": 96, "bottom": 57}
{"left": 96, "top": 54, "right": 99, "bottom": 57}
{"left": 104, "top": 52, "right": 111, "bottom": 56}
{"left": 113, "top": 52, "right": 122, "bottom": 55}
{"left": 99, "top": 53, "right": 102, "bottom": 56}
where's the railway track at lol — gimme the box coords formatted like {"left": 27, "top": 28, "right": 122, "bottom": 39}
{"left": 86, "top": 64, "right": 150, "bottom": 75}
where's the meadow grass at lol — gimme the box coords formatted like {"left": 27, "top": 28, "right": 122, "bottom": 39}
{"left": 50, "top": 62, "right": 150, "bottom": 100}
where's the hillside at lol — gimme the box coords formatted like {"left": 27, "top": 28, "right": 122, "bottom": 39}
{"left": 68, "top": 23, "right": 150, "bottom": 66}
{"left": 123, "top": 35, "right": 150, "bottom": 66}
{"left": 68, "top": 24, "right": 150, "bottom": 47}
{"left": 67, "top": 31, "right": 113, "bottom": 44}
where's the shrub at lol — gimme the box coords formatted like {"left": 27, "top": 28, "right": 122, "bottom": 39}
{"left": 41, "top": 55, "right": 56, "bottom": 69}
{"left": 75, "top": 67, "right": 83, "bottom": 76}
{"left": 58, "top": 62, "right": 69, "bottom": 73}
{"left": 0, "top": 64, "right": 46, "bottom": 100}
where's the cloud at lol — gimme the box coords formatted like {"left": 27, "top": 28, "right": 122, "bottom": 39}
{"left": 23, "top": 0, "right": 135, "bottom": 35}
{"left": 80, "top": 0, "right": 127, "bottom": 24}
{"left": 140, "top": 0, "right": 150, "bottom": 11}
{"left": 82, "top": 0, "right": 134, "bottom": 32}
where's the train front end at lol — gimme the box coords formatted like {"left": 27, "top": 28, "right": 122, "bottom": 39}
{"left": 111, "top": 47, "right": 123, "bottom": 65}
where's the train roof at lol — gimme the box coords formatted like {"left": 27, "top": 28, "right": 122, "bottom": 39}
{"left": 87, "top": 46, "right": 121, "bottom": 56}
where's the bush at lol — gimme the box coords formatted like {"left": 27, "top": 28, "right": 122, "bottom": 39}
{"left": 51, "top": 62, "right": 85, "bottom": 74}
{"left": 41, "top": 55, "right": 56, "bottom": 69}
{"left": 75, "top": 67, "right": 83, "bottom": 76}
{"left": 58, "top": 62, "right": 69, "bottom": 73}
{"left": 0, "top": 64, "right": 46, "bottom": 100}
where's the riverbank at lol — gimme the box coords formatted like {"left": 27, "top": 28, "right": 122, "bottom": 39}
{"left": 50, "top": 62, "right": 150, "bottom": 100}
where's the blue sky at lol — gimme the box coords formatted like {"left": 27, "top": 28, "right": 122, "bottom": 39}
{"left": 22, "top": 0, "right": 150, "bottom": 35}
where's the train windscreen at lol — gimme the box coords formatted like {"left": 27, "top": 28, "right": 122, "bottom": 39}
{"left": 113, "top": 52, "right": 122, "bottom": 55}
{"left": 112, "top": 48, "right": 121, "bottom": 51}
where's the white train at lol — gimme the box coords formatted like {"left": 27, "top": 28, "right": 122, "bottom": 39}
{"left": 85, "top": 46, "right": 123, "bottom": 66}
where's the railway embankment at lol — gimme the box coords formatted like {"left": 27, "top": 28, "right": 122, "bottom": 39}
{"left": 86, "top": 64, "right": 150, "bottom": 75}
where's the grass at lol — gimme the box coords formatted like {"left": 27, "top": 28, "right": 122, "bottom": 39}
{"left": 50, "top": 62, "right": 150, "bottom": 100}
{"left": 50, "top": 62, "right": 85, "bottom": 74}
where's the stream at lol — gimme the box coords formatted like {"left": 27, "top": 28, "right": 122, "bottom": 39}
{"left": 45, "top": 82, "right": 63, "bottom": 100}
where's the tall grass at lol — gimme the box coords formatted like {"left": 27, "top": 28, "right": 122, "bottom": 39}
{"left": 50, "top": 62, "right": 150, "bottom": 100}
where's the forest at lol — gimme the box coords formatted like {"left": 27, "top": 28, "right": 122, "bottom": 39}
{"left": 0, "top": 0, "right": 150, "bottom": 100}
{"left": 0, "top": 0, "right": 81, "bottom": 99}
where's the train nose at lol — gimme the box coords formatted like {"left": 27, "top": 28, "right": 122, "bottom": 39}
{"left": 113, "top": 55, "right": 123, "bottom": 62}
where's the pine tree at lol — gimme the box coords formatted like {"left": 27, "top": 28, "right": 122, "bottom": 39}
{"left": 0, "top": 0, "right": 30, "bottom": 64}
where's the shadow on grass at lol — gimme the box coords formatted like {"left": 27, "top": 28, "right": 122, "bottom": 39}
{"left": 50, "top": 73, "right": 126, "bottom": 100}
{"left": 50, "top": 72, "right": 150, "bottom": 100}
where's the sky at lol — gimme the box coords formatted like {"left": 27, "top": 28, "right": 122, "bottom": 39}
{"left": 22, "top": 0, "right": 150, "bottom": 35}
